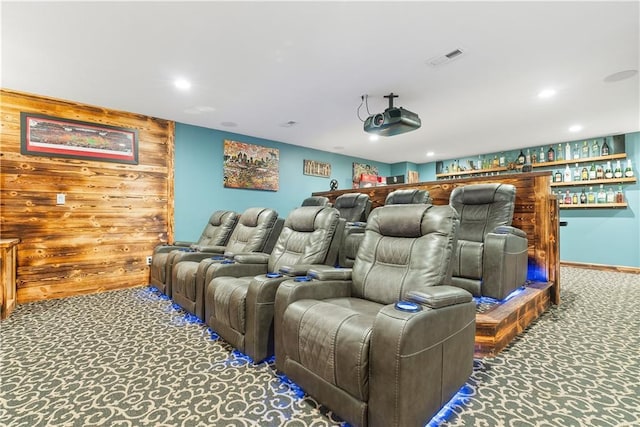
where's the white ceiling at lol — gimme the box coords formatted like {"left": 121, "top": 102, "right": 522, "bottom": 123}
{"left": 2, "top": 1, "right": 639, "bottom": 164}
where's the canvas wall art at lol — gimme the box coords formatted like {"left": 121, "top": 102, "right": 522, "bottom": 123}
{"left": 223, "top": 140, "right": 279, "bottom": 191}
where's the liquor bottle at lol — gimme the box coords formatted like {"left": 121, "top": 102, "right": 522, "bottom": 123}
{"left": 573, "top": 165, "right": 581, "bottom": 182}
{"left": 572, "top": 192, "right": 579, "bottom": 205}
{"left": 573, "top": 143, "right": 580, "bottom": 159}
{"left": 606, "top": 187, "right": 615, "bottom": 203}
{"left": 517, "top": 150, "right": 525, "bottom": 165}
{"left": 554, "top": 170, "right": 563, "bottom": 182}
{"left": 556, "top": 143, "right": 564, "bottom": 161}
{"left": 547, "top": 145, "right": 555, "bottom": 162}
{"left": 564, "top": 164, "right": 572, "bottom": 182}
{"left": 589, "top": 163, "right": 596, "bottom": 180}
{"left": 615, "top": 185, "right": 624, "bottom": 203}
{"left": 525, "top": 149, "right": 531, "bottom": 164}
{"left": 604, "top": 161, "right": 613, "bottom": 179}
{"left": 493, "top": 155, "right": 499, "bottom": 167}
{"left": 614, "top": 160, "right": 623, "bottom": 178}
{"left": 579, "top": 188, "right": 587, "bottom": 204}
{"left": 531, "top": 151, "right": 537, "bottom": 164}
{"left": 499, "top": 152, "right": 506, "bottom": 167}
{"left": 565, "top": 142, "right": 572, "bottom": 161}
{"left": 538, "top": 146, "right": 545, "bottom": 163}
{"left": 601, "top": 139, "right": 610, "bottom": 156}
{"left": 587, "top": 187, "right": 595, "bottom": 204}
{"left": 557, "top": 191, "right": 564, "bottom": 205}
{"left": 591, "top": 139, "right": 600, "bottom": 157}
{"left": 596, "top": 164, "right": 604, "bottom": 179}
{"left": 580, "top": 166, "right": 589, "bottom": 181}
{"left": 624, "top": 159, "right": 634, "bottom": 177}
{"left": 564, "top": 190, "right": 572, "bottom": 204}
{"left": 597, "top": 185, "right": 606, "bottom": 203}
{"left": 581, "top": 141, "right": 589, "bottom": 158}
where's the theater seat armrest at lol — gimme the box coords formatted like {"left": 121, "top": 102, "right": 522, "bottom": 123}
{"left": 172, "top": 241, "right": 194, "bottom": 247}
{"left": 308, "top": 267, "right": 352, "bottom": 281}
{"left": 407, "top": 286, "right": 472, "bottom": 309}
{"left": 279, "top": 264, "right": 332, "bottom": 276}
{"left": 173, "top": 252, "right": 222, "bottom": 263}
{"left": 276, "top": 279, "right": 352, "bottom": 304}
{"left": 234, "top": 253, "right": 270, "bottom": 264}
{"left": 191, "top": 245, "right": 226, "bottom": 253}
{"left": 492, "top": 225, "right": 527, "bottom": 238}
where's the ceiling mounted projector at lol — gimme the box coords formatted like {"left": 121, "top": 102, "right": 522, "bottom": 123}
{"left": 363, "top": 93, "right": 421, "bottom": 137}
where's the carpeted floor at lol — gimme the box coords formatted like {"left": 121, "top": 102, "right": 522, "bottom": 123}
{"left": 1, "top": 266, "right": 639, "bottom": 426}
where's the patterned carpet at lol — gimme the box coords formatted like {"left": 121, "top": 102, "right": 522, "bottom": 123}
{"left": 1, "top": 267, "right": 639, "bottom": 427}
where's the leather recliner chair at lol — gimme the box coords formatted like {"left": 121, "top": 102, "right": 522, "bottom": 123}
{"left": 301, "top": 196, "right": 331, "bottom": 207}
{"left": 204, "top": 205, "right": 344, "bottom": 362}
{"left": 334, "top": 193, "right": 372, "bottom": 267}
{"left": 385, "top": 188, "right": 432, "bottom": 205}
{"left": 170, "top": 207, "right": 282, "bottom": 318}
{"left": 149, "top": 210, "right": 238, "bottom": 295}
{"left": 449, "top": 183, "right": 528, "bottom": 300}
{"left": 274, "top": 204, "right": 476, "bottom": 427}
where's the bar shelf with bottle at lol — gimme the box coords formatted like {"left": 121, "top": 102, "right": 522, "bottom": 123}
{"left": 550, "top": 176, "right": 636, "bottom": 187}
{"left": 560, "top": 203, "right": 627, "bottom": 209}
{"left": 526, "top": 152, "right": 627, "bottom": 169}
{"left": 435, "top": 166, "right": 507, "bottom": 179}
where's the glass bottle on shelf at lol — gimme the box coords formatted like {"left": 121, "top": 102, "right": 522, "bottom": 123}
{"left": 580, "top": 166, "right": 589, "bottom": 181}
{"left": 596, "top": 164, "right": 604, "bottom": 179}
{"left": 581, "top": 141, "right": 589, "bottom": 158}
{"left": 517, "top": 150, "right": 525, "bottom": 165}
{"left": 614, "top": 160, "right": 623, "bottom": 178}
{"left": 573, "top": 165, "right": 581, "bottom": 182}
{"left": 587, "top": 187, "right": 595, "bottom": 204}
{"left": 606, "top": 187, "right": 615, "bottom": 203}
{"left": 579, "top": 188, "right": 587, "bottom": 204}
{"left": 572, "top": 192, "right": 579, "bottom": 205}
{"left": 573, "top": 143, "right": 580, "bottom": 159}
{"left": 499, "top": 152, "right": 506, "bottom": 167}
{"left": 589, "top": 163, "right": 596, "bottom": 180}
{"left": 604, "top": 161, "right": 613, "bottom": 179}
{"left": 556, "top": 143, "right": 564, "bottom": 161}
{"left": 601, "top": 139, "right": 610, "bottom": 156}
{"left": 531, "top": 151, "right": 537, "bottom": 164}
{"left": 564, "top": 164, "right": 572, "bottom": 182}
{"left": 525, "top": 149, "right": 531, "bottom": 164}
{"left": 565, "top": 142, "right": 572, "bottom": 161}
{"left": 591, "top": 139, "right": 600, "bottom": 157}
{"left": 538, "top": 146, "right": 545, "bottom": 163}
{"left": 615, "top": 186, "right": 624, "bottom": 203}
{"left": 625, "top": 159, "right": 634, "bottom": 177}
{"left": 564, "top": 190, "right": 572, "bottom": 205}
{"left": 547, "top": 145, "right": 555, "bottom": 162}
{"left": 597, "top": 185, "right": 606, "bottom": 203}
{"left": 554, "top": 170, "right": 563, "bottom": 182}
{"left": 493, "top": 155, "right": 499, "bottom": 167}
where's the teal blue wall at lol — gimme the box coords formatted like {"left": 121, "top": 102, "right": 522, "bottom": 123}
{"left": 175, "top": 123, "right": 639, "bottom": 267}
{"left": 174, "top": 123, "right": 389, "bottom": 241}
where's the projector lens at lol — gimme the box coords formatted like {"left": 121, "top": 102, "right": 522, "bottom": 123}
{"left": 373, "top": 113, "right": 384, "bottom": 127}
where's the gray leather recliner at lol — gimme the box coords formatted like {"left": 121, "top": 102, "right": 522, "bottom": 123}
{"left": 301, "top": 196, "right": 331, "bottom": 207}
{"left": 274, "top": 204, "right": 475, "bottom": 427}
{"left": 170, "top": 207, "right": 282, "bottom": 318}
{"left": 204, "top": 205, "right": 344, "bottom": 362}
{"left": 149, "top": 210, "right": 238, "bottom": 295}
{"left": 335, "top": 193, "right": 371, "bottom": 267}
{"left": 385, "top": 188, "right": 432, "bottom": 205}
{"left": 449, "top": 183, "right": 528, "bottom": 300}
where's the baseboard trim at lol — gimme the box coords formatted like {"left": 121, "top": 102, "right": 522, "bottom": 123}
{"left": 560, "top": 261, "right": 640, "bottom": 274}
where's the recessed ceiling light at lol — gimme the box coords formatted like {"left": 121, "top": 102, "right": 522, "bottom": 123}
{"left": 538, "top": 89, "right": 556, "bottom": 99}
{"left": 279, "top": 121, "right": 297, "bottom": 128}
{"left": 569, "top": 125, "right": 582, "bottom": 133}
{"left": 603, "top": 69, "right": 638, "bottom": 83}
{"left": 174, "top": 79, "right": 191, "bottom": 90}
{"left": 369, "top": 135, "right": 379, "bottom": 142}
{"left": 426, "top": 151, "right": 435, "bottom": 157}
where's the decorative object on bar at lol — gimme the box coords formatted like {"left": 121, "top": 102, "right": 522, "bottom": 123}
{"left": 223, "top": 140, "right": 279, "bottom": 191}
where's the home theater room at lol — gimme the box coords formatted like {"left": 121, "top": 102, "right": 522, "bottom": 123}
{"left": 1, "top": 1, "right": 639, "bottom": 427}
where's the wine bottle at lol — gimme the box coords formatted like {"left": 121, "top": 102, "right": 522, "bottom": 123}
{"left": 591, "top": 139, "right": 600, "bottom": 157}
{"left": 556, "top": 143, "right": 564, "bottom": 161}
{"left": 547, "top": 145, "right": 555, "bottom": 162}
{"left": 517, "top": 150, "right": 525, "bottom": 165}
{"left": 579, "top": 188, "right": 587, "bottom": 204}
{"left": 564, "top": 164, "right": 572, "bottom": 182}
{"left": 589, "top": 163, "right": 596, "bottom": 180}
{"left": 580, "top": 167, "right": 589, "bottom": 181}
{"left": 565, "top": 142, "right": 571, "bottom": 161}
{"left": 625, "top": 159, "right": 634, "bottom": 177}
{"left": 606, "top": 187, "right": 615, "bottom": 203}
{"left": 581, "top": 141, "right": 589, "bottom": 158}
{"left": 604, "top": 161, "right": 613, "bottom": 179}
{"left": 587, "top": 187, "right": 595, "bottom": 204}
{"left": 615, "top": 186, "right": 624, "bottom": 203}
{"left": 601, "top": 139, "right": 610, "bottom": 156}
{"left": 614, "top": 160, "right": 623, "bottom": 178}
{"left": 554, "top": 170, "right": 563, "bottom": 182}
{"left": 597, "top": 184, "right": 606, "bottom": 203}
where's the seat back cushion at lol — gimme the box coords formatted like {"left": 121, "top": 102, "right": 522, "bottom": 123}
{"left": 351, "top": 204, "right": 459, "bottom": 305}
{"left": 334, "top": 193, "right": 370, "bottom": 222}
{"left": 449, "top": 183, "right": 515, "bottom": 243}
{"left": 268, "top": 206, "right": 340, "bottom": 272}
{"left": 301, "top": 196, "right": 330, "bottom": 207}
{"left": 384, "top": 189, "right": 431, "bottom": 205}
{"left": 224, "top": 207, "right": 279, "bottom": 255}
{"left": 197, "top": 210, "right": 239, "bottom": 246}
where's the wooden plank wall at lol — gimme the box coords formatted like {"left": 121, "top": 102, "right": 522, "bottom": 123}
{"left": 314, "top": 171, "right": 561, "bottom": 303}
{"left": 0, "top": 89, "right": 174, "bottom": 303}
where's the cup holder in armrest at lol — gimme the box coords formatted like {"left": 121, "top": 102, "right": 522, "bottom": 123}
{"left": 266, "top": 272, "right": 283, "bottom": 278}
{"left": 294, "top": 276, "right": 312, "bottom": 282}
{"left": 394, "top": 300, "right": 422, "bottom": 313}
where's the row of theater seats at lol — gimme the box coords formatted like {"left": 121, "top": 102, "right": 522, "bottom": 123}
{"left": 148, "top": 185, "right": 528, "bottom": 427}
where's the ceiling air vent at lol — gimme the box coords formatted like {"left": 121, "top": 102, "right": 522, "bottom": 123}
{"left": 427, "top": 48, "right": 465, "bottom": 67}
